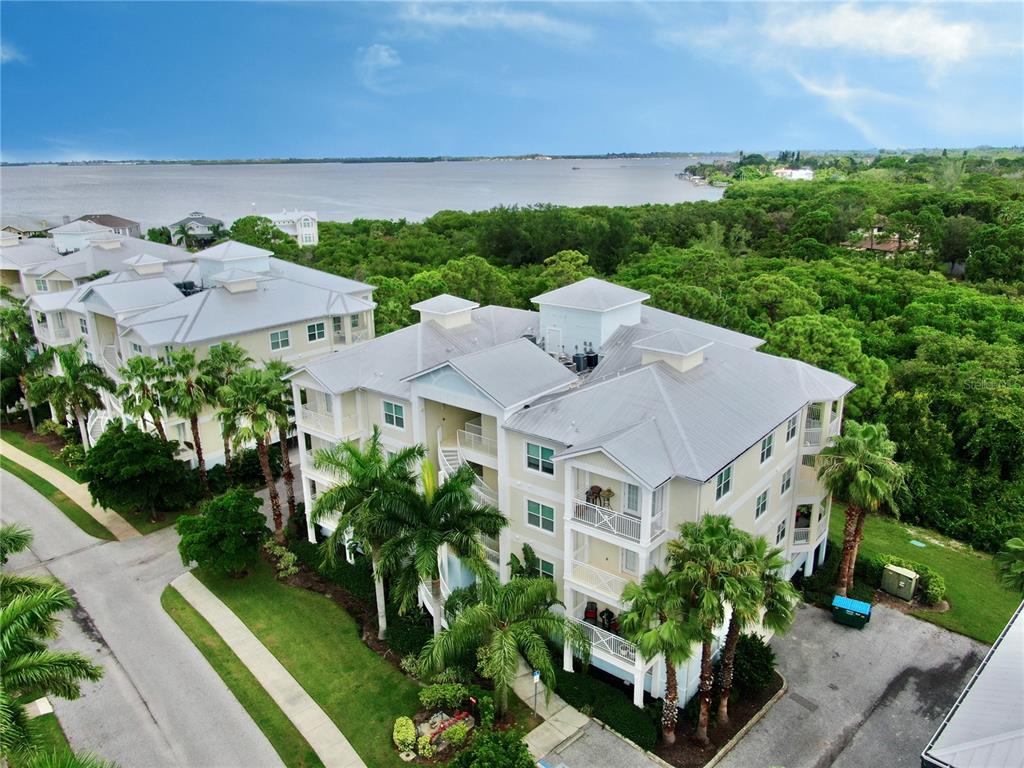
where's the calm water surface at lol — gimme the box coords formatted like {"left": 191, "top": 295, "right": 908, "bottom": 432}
{"left": 1, "top": 158, "right": 723, "bottom": 229}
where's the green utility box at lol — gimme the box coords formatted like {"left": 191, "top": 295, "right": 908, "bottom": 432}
{"left": 831, "top": 595, "right": 872, "bottom": 629}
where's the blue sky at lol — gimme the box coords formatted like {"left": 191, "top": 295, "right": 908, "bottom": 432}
{"left": 1, "top": 2, "right": 1021, "bottom": 162}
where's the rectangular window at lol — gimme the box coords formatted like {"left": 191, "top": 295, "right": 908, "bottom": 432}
{"left": 310, "top": 479, "right": 318, "bottom": 500}
{"left": 526, "top": 500, "right": 555, "bottom": 533}
{"left": 323, "top": 392, "right": 333, "bottom": 414}
{"left": 807, "top": 403, "right": 823, "bottom": 425}
{"left": 302, "top": 233, "right": 313, "bottom": 244}
{"left": 526, "top": 442, "right": 554, "bottom": 475}
{"left": 85, "top": 351, "right": 93, "bottom": 362}
{"left": 303, "top": 433, "right": 312, "bottom": 451}
{"left": 780, "top": 468, "right": 793, "bottom": 495}
{"left": 34, "top": 279, "right": 48, "bottom": 292}
{"left": 715, "top": 465, "right": 733, "bottom": 500}
{"left": 270, "top": 329, "right": 290, "bottom": 350}
{"left": 786, "top": 414, "right": 799, "bottom": 442}
{"left": 307, "top": 322, "right": 325, "bottom": 342}
{"left": 621, "top": 548, "right": 639, "bottom": 575}
{"left": 755, "top": 490, "right": 768, "bottom": 519}
{"left": 802, "top": 455, "right": 817, "bottom": 468}
{"left": 131, "top": 342, "right": 143, "bottom": 355}
{"left": 760, "top": 434, "right": 774, "bottom": 463}
{"left": 831, "top": 400, "right": 840, "bottom": 420}
{"left": 625, "top": 483, "right": 641, "bottom": 516}
{"left": 383, "top": 401, "right": 404, "bottom": 429}
{"left": 332, "top": 316, "right": 342, "bottom": 335}
{"left": 538, "top": 558, "right": 555, "bottom": 581}
{"left": 79, "top": 318, "right": 88, "bottom": 334}
{"left": 35, "top": 311, "right": 47, "bottom": 325}
{"left": 776, "top": 520, "right": 787, "bottom": 545}
{"left": 299, "top": 388, "right": 308, "bottom": 406}
{"left": 351, "top": 314, "right": 360, "bottom": 328}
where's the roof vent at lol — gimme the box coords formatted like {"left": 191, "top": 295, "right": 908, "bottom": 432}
{"left": 410, "top": 294, "right": 479, "bottom": 329}
{"left": 634, "top": 329, "right": 712, "bottom": 373}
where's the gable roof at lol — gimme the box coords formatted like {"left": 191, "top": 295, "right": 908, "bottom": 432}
{"left": 197, "top": 241, "right": 273, "bottom": 262}
{"left": 532, "top": 277, "right": 650, "bottom": 311}
{"left": 76, "top": 214, "right": 140, "bottom": 229}
{"left": 51, "top": 219, "right": 112, "bottom": 235}
{"left": 170, "top": 212, "right": 223, "bottom": 227}
{"left": 122, "top": 253, "right": 167, "bottom": 267}
{"left": 79, "top": 278, "right": 184, "bottom": 316}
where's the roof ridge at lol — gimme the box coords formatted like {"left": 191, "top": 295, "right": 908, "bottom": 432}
{"left": 179, "top": 288, "right": 214, "bottom": 341}
{"left": 649, "top": 363, "right": 702, "bottom": 475}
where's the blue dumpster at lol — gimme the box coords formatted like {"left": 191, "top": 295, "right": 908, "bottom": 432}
{"left": 831, "top": 595, "right": 872, "bottom": 629}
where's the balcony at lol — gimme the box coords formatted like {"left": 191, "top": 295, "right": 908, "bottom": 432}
{"left": 438, "top": 440, "right": 498, "bottom": 507}
{"left": 572, "top": 499, "right": 641, "bottom": 542}
{"left": 300, "top": 407, "right": 335, "bottom": 435}
{"left": 101, "top": 346, "right": 122, "bottom": 381}
{"left": 481, "top": 535, "right": 500, "bottom": 570}
{"left": 568, "top": 560, "right": 630, "bottom": 603}
{"left": 457, "top": 428, "right": 497, "bottom": 458}
{"left": 793, "top": 527, "right": 811, "bottom": 545}
{"left": 567, "top": 616, "right": 637, "bottom": 665}
{"left": 53, "top": 326, "right": 71, "bottom": 341}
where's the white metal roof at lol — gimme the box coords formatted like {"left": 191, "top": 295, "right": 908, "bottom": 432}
{"left": 51, "top": 219, "right": 112, "bottom": 235}
{"left": 79, "top": 278, "right": 184, "bottom": 316}
{"left": 633, "top": 328, "right": 713, "bottom": 356}
{"left": 197, "top": 240, "right": 274, "bottom": 262}
{"left": 410, "top": 294, "right": 480, "bottom": 315}
{"left": 122, "top": 253, "right": 167, "bottom": 267}
{"left": 532, "top": 277, "right": 650, "bottom": 311}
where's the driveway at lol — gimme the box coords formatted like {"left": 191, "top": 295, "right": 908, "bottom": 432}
{"left": 717, "top": 601, "right": 986, "bottom": 768}
{"left": 2, "top": 469, "right": 284, "bottom": 768}
{"left": 541, "top": 720, "right": 665, "bottom": 768}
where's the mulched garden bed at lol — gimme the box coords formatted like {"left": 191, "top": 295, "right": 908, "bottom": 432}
{"left": 3, "top": 419, "right": 67, "bottom": 453}
{"left": 654, "top": 671, "right": 785, "bottom": 768}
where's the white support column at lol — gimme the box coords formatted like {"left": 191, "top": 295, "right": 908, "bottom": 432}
{"left": 330, "top": 393, "right": 342, "bottom": 436}
{"left": 640, "top": 488, "right": 652, "bottom": 546}
{"left": 496, "top": 414, "right": 511, "bottom": 583}
{"left": 632, "top": 655, "right": 646, "bottom": 707}
{"left": 563, "top": 586, "right": 575, "bottom": 672}
{"left": 562, "top": 463, "right": 575, "bottom": 603}
{"left": 818, "top": 538, "right": 828, "bottom": 566}
{"left": 301, "top": 476, "right": 316, "bottom": 544}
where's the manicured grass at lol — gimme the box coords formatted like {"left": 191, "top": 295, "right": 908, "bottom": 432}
{"left": 0, "top": 431, "right": 80, "bottom": 481}
{"left": 161, "top": 586, "right": 324, "bottom": 768}
{"left": 828, "top": 508, "right": 1019, "bottom": 644}
{"left": 0, "top": 457, "right": 115, "bottom": 541}
{"left": 195, "top": 561, "right": 423, "bottom": 768}
{"left": 129, "top": 508, "right": 196, "bottom": 536}
{"left": 8, "top": 713, "right": 72, "bottom": 768}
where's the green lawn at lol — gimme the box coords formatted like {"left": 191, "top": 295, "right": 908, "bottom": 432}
{"left": 0, "top": 431, "right": 80, "bottom": 481}
{"left": 129, "top": 508, "right": 195, "bottom": 536}
{"left": 8, "top": 713, "right": 72, "bottom": 768}
{"left": 828, "top": 509, "right": 1019, "bottom": 644}
{"left": 161, "top": 586, "right": 324, "bottom": 768}
{"left": 195, "top": 561, "right": 423, "bottom": 768}
{"left": 0, "top": 457, "right": 115, "bottom": 541}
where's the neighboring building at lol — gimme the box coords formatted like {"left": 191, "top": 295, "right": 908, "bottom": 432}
{"left": 75, "top": 214, "right": 142, "bottom": 239}
{"left": 1, "top": 214, "right": 59, "bottom": 239}
{"left": 289, "top": 277, "right": 852, "bottom": 708}
{"left": 921, "top": 600, "right": 1024, "bottom": 768}
{"left": 772, "top": 168, "right": 814, "bottom": 181}
{"left": 50, "top": 219, "right": 116, "bottom": 254}
{"left": 264, "top": 209, "right": 319, "bottom": 246}
{"left": 0, "top": 233, "right": 59, "bottom": 300}
{"left": 169, "top": 212, "right": 225, "bottom": 245}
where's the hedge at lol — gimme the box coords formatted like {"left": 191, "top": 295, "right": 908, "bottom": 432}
{"left": 864, "top": 554, "right": 947, "bottom": 605}
{"left": 552, "top": 664, "right": 657, "bottom": 750}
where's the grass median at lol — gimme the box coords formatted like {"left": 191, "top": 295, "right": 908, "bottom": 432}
{"left": 0, "top": 431, "right": 81, "bottom": 481}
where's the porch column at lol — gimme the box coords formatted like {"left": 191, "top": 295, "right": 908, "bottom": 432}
{"left": 818, "top": 539, "right": 828, "bottom": 566}
{"left": 803, "top": 555, "right": 814, "bottom": 578}
{"left": 301, "top": 476, "right": 316, "bottom": 544}
{"left": 563, "top": 587, "right": 575, "bottom": 672}
{"left": 632, "top": 654, "right": 646, "bottom": 707}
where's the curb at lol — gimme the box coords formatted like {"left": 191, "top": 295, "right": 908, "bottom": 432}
{"left": 704, "top": 673, "right": 789, "bottom": 768}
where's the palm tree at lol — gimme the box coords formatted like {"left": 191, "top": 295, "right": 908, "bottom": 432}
{"left": 995, "top": 537, "right": 1024, "bottom": 595}
{"left": 116, "top": 355, "right": 168, "bottom": 440}
{"left": 817, "top": 421, "right": 905, "bottom": 596}
{"left": 419, "top": 576, "right": 589, "bottom": 718}
{"left": 22, "top": 751, "right": 119, "bottom": 768}
{"left": 0, "top": 522, "right": 33, "bottom": 565}
{"left": 218, "top": 368, "right": 284, "bottom": 541}
{"left": 161, "top": 348, "right": 216, "bottom": 495}
{"left": 29, "top": 340, "right": 114, "bottom": 449}
{"left": 173, "top": 223, "right": 192, "bottom": 249}
{"left": 668, "top": 515, "right": 753, "bottom": 746}
{"left": 0, "top": 523, "right": 53, "bottom": 599}
{"left": 263, "top": 360, "right": 297, "bottom": 522}
{"left": 0, "top": 302, "right": 48, "bottom": 430}
{"left": 379, "top": 460, "right": 507, "bottom": 637}
{"left": 199, "top": 342, "right": 252, "bottom": 485}
{"left": 0, "top": 584, "right": 103, "bottom": 756}
{"left": 620, "top": 567, "right": 697, "bottom": 744}
{"left": 716, "top": 537, "right": 798, "bottom": 724}
{"left": 311, "top": 426, "right": 425, "bottom": 639}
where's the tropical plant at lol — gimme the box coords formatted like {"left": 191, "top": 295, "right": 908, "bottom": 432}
{"left": 176, "top": 488, "right": 269, "bottom": 576}
{"left": 0, "top": 584, "right": 103, "bottom": 756}
{"left": 29, "top": 340, "right": 114, "bottom": 449}
{"left": 620, "top": 567, "right": 697, "bottom": 744}
{"left": 380, "top": 460, "right": 507, "bottom": 637}
{"left": 507, "top": 543, "right": 541, "bottom": 579}
{"left": 199, "top": 341, "right": 253, "bottom": 486}
{"left": 161, "top": 348, "right": 216, "bottom": 495}
{"left": 173, "top": 223, "right": 193, "bottom": 249}
{"left": 116, "top": 355, "right": 168, "bottom": 440}
{"left": 262, "top": 360, "right": 297, "bottom": 522}
{"left": 418, "top": 576, "right": 588, "bottom": 717}
{"left": 310, "top": 426, "right": 424, "bottom": 640}
{"left": 817, "top": 421, "right": 906, "bottom": 595}
{"left": 716, "top": 537, "right": 797, "bottom": 724}
{"left": 0, "top": 522, "right": 33, "bottom": 565}
{"left": 20, "top": 750, "right": 119, "bottom": 768}
{"left": 218, "top": 368, "right": 284, "bottom": 540}
{"left": 448, "top": 727, "right": 534, "bottom": 768}
{"left": 668, "top": 515, "right": 754, "bottom": 746}
{"left": 0, "top": 302, "right": 49, "bottom": 430}
{"left": 995, "top": 537, "right": 1024, "bottom": 595}
{"left": 0, "top": 523, "right": 52, "bottom": 599}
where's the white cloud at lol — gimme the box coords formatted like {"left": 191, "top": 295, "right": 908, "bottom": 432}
{"left": 355, "top": 43, "right": 402, "bottom": 93}
{"left": 397, "top": 3, "right": 591, "bottom": 43}
{"left": 0, "top": 42, "right": 26, "bottom": 64}
{"left": 791, "top": 72, "right": 909, "bottom": 147}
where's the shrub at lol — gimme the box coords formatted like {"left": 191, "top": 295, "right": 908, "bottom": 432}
{"left": 865, "top": 554, "right": 947, "bottom": 604}
{"left": 444, "top": 584, "right": 479, "bottom": 623}
{"left": 478, "top": 695, "right": 495, "bottom": 728}
{"left": 230, "top": 445, "right": 282, "bottom": 487}
{"left": 449, "top": 727, "right": 534, "bottom": 768}
{"left": 400, "top": 654, "right": 421, "bottom": 679}
{"left": 444, "top": 721, "right": 470, "bottom": 748}
{"left": 264, "top": 541, "right": 299, "bottom": 579}
{"left": 420, "top": 683, "right": 469, "bottom": 711}
{"left": 206, "top": 463, "right": 230, "bottom": 495}
{"left": 800, "top": 544, "right": 875, "bottom": 606}
{"left": 732, "top": 633, "right": 776, "bottom": 695}
{"left": 392, "top": 716, "right": 416, "bottom": 752}
{"left": 552, "top": 664, "right": 657, "bottom": 750}
{"left": 431, "top": 666, "right": 472, "bottom": 685}
{"left": 176, "top": 489, "right": 269, "bottom": 576}
{"left": 37, "top": 419, "right": 73, "bottom": 441}
{"left": 417, "top": 734, "right": 435, "bottom": 758}
{"left": 57, "top": 442, "right": 85, "bottom": 469}
{"left": 385, "top": 606, "right": 433, "bottom": 656}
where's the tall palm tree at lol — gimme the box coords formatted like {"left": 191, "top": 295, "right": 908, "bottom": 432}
{"left": 620, "top": 567, "right": 697, "bottom": 744}
{"left": 716, "top": 537, "right": 798, "bottom": 724}
{"left": 263, "top": 360, "right": 297, "bottom": 522}
{"left": 0, "top": 522, "right": 33, "bottom": 565}
{"left": 817, "top": 421, "right": 905, "bottom": 595}
{"left": 311, "top": 426, "right": 424, "bottom": 639}
{"left": 116, "top": 355, "right": 168, "bottom": 440}
{"left": 161, "top": 349, "right": 216, "bottom": 495}
{"left": 199, "top": 342, "right": 252, "bottom": 485}
{"left": 218, "top": 368, "right": 284, "bottom": 541}
{"left": 0, "top": 302, "right": 48, "bottom": 430}
{"left": 173, "top": 223, "right": 192, "bottom": 249}
{"left": 0, "top": 584, "right": 103, "bottom": 756}
{"left": 379, "top": 460, "right": 507, "bottom": 637}
{"left": 668, "top": 515, "right": 753, "bottom": 746}
{"left": 29, "top": 340, "right": 114, "bottom": 449}
{"left": 995, "top": 537, "right": 1024, "bottom": 595}
{"left": 419, "top": 576, "right": 589, "bottom": 718}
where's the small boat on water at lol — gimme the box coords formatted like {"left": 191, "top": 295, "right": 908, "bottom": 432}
{"left": 571, "top": 166, "right": 581, "bottom": 170}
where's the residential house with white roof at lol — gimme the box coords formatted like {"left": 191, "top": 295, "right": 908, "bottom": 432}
{"left": 264, "top": 209, "right": 319, "bottom": 246}
{"left": 74, "top": 213, "right": 142, "bottom": 239}
{"left": 289, "top": 277, "right": 852, "bottom": 708}
{"left": 50, "top": 219, "right": 117, "bottom": 254}
{"left": 168, "top": 212, "right": 225, "bottom": 245}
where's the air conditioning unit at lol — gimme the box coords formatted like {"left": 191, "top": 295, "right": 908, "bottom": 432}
{"left": 881, "top": 564, "right": 918, "bottom": 602}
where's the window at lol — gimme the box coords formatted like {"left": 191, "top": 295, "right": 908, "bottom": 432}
{"left": 350, "top": 313, "right": 360, "bottom": 328}
{"left": 780, "top": 468, "right": 793, "bottom": 495}
{"left": 755, "top": 490, "right": 768, "bottom": 519}
{"left": 715, "top": 465, "right": 733, "bottom": 500}
{"left": 303, "top": 433, "right": 312, "bottom": 451}
{"left": 625, "top": 483, "right": 641, "bottom": 516}
{"left": 807, "top": 403, "right": 823, "bottom": 425}
{"left": 526, "top": 442, "right": 554, "bottom": 475}
{"left": 776, "top": 520, "right": 787, "bottom": 545}
{"left": 760, "top": 434, "right": 774, "bottom": 463}
{"left": 35, "top": 312, "right": 47, "bottom": 325}
{"left": 301, "top": 233, "right": 313, "bottom": 244}
{"left": 131, "top": 342, "right": 143, "bottom": 356}
{"left": 299, "top": 388, "right": 308, "bottom": 406}
{"left": 801, "top": 455, "right": 817, "bottom": 468}
{"left": 270, "top": 329, "right": 290, "bottom": 350}
{"left": 310, "top": 479, "right": 318, "bottom": 501}
{"left": 164, "top": 345, "right": 173, "bottom": 364}
{"left": 538, "top": 558, "right": 555, "bottom": 581}
{"left": 526, "top": 500, "right": 555, "bottom": 533}
{"left": 383, "top": 401, "right": 404, "bottom": 429}
{"left": 786, "top": 414, "right": 799, "bottom": 442}
{"left": 85, "top": 351, "right": 93, "bottom": 362}
{"left": 307, "top": 322, "right": 325, "bottom": 342}
{"left": 78, "top": 318, "right": 88, "bottom": 335}
{"left": 34, "top": 279, "right": 48, "bottom": 292}
{"left": 621, "top": 548, "right": 639, "bottom": 575}
{"left": 831, "top": 400, "right": 840, "bottom": 420}
{"left": 332, "top": 316, "right": 342, "bottom": 335}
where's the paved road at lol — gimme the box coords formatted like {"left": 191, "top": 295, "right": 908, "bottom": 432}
{"left": 540, "top": 720, "right": 664, "bottom": 768}
{"left": 2, "top": 469, "right": 284, "bottom": 768}
{"left": 717, "top": 601, "right": 985, "bottom": 768}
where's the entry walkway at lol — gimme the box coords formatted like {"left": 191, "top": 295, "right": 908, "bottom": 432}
{"left": 512, "top": 661, "right": 590, "bottom": 758}
{"left": 170, "top": 572, "right": 366, "bottom": 768}
{"left": 0, "top": 440, "right": 139, "bottom": 540}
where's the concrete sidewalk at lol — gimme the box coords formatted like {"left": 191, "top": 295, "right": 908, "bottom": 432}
{"left": 512, "top": 662, "right": 590, "bottom": 758}
{"left": 171, "top": 571, "right": 366, "bottom": 768}
{"left": 0, "top": 440, "right": 139, "bottom": 540}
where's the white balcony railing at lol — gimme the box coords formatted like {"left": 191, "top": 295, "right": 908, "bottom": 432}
{"left": 793, "top": 528, "right": 811, "bottom": 545}
{"left": 351, "top": 328, "right": 370, "bottom": 344}
{"left": 53, "top": 326, "right": 71, "bottom": 340}
{"left": 569, "top": 560, "right": 630, "bottom": 601}
{"left": 567, "top": 616, "right": 637, "bottom": 664}
{"left": 300, "top": 407, "right": 335, "bottom": 435}
{"left": 572, "top": 499, "right": 641, "bottom": 543}
{"left": 804, "top": 425, "right": 823, "bottom": 446}
{"left": 101, "top": 346, "right": 122, "bottom": 381}
{"left": 457, "top": 428, "right": 497, "bottom": 457}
